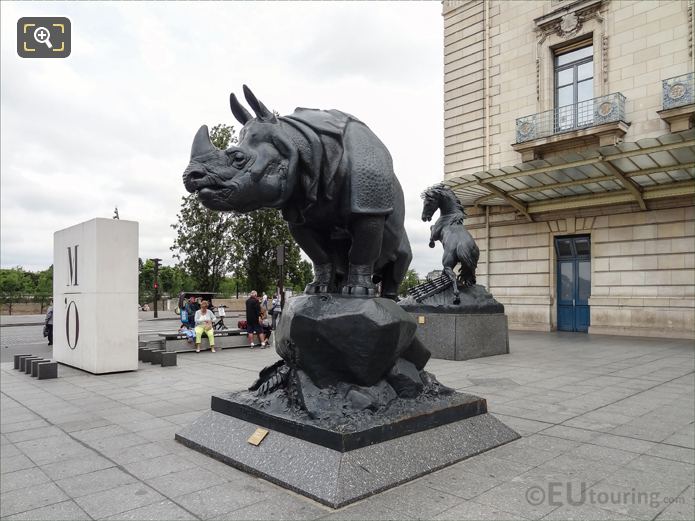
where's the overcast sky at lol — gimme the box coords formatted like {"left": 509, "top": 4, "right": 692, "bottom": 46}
{"left": 1, "top": 1, "right": 444, "bottom": 278}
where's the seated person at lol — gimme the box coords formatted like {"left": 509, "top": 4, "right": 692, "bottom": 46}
{"left": 178, "top": 323, "right": 195, "bottom": 344}
{"left": 260, "top": 308, "right": 273, "bottom": 343}
{"left": 194, "top": 300, "right": 216, "bottom": 353}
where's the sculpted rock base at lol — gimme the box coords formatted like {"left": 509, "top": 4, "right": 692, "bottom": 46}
{"left": 398, "top": 283, "right": 504, "bottom": 314}
{"left": 275, "top": 294, "right": 422, "bottom": 387}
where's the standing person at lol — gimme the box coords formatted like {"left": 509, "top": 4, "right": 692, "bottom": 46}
{"left": 261, "top": 293, "right": 269, "bottom": 312}
{"left": 44, "top": 300, "right": 53, "bottom": 346}
{"left": 271, "top": 294, "right": 282, "bottom": 330}
{"left": 185, "top": 296, "right": 198, "bottom": 329}
{"left": 245, "top": 290, "right": 267, "bottom": 348}
{"left": 194, "top": 300, "right": 216, "bottom": 353}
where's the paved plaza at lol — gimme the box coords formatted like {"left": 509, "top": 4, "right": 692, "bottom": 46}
{"left": 1, "top": 328, "right": 693, "bottom": 520}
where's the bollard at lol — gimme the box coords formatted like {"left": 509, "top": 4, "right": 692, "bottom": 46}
{"left": 30, "top": 359, "right": 48, "bottom": 377}
{"left": 14, "top": 354, "right": 32, "bottom": 370}
{"left": 27, "top": 358, "right": 47, "bottom": 375}
{"left": 20, "top": 356, "right": 41, "bottom": 372}
{"left": 161, "top": 352, "right": 177, "bottom": 367}
{"left": 37, "top": 362, "right": 58, "bottom": 380}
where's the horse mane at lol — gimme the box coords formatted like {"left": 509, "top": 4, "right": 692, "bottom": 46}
{"left": 421, "top": 183, "right": 467, "bottom": 218}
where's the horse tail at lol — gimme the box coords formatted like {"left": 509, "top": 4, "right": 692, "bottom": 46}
{"left": 456, "top": 236, "right": 479, "bottom": 284}
{"left": 456, "top": 235, "right": 479, "bottom": 267}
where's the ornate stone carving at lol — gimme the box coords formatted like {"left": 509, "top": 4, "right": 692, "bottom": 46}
{"left": 535, "top": 0, "right": 604, "bottom": 41}
{"left": 560, "top": 12, "right": 579, "bottom": 35}
{"left": 689, "top": 1, "right": 693, "bottom": 58}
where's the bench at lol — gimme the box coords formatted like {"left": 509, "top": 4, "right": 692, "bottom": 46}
{"left": 158, "top": 329, "right": 251, "bottom": 353}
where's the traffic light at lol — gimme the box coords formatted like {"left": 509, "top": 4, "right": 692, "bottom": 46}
{"left": 153, "top": 282, "right": 158, "bottom": 290}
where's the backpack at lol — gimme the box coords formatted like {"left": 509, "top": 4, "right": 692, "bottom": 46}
{"left": 180, "top": 308, "right": 188, "bottom": 323}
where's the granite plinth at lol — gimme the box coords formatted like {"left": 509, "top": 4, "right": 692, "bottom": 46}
{"left": 175, "top": 410, "right": 519, "bottom": 508}
{"left": 210, "top": 390, "right": 487, "bottom": 452}
{"left": 399, "top": 283, "right": 504, "bottom": 314}
{"left": 406, "top": 313, "right": 509, "bottom": 361}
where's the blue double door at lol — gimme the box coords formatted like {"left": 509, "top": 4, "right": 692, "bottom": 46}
{"left": 556, "top": 235, "right": 591, "bottom": 332}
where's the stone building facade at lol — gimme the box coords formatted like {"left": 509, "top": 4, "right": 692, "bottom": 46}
{"left": 442, "top": 0, "right": 694, "bottom": 339}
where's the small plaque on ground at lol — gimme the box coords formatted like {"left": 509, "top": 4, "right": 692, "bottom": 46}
{"left": 247, "top": 428, "right": 269, "bottom": 446}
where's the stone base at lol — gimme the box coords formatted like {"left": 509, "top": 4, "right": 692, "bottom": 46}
{"left": 209, "top": 390, "right": 488, "bottom": 452}
{"left": 175, "top": 410, "right": 519, "bottom": 508}
{"left": 407, "top": 313, "right": 509, "bottom": 361}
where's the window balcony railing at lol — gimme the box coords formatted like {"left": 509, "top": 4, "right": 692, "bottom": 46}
{"left": 662, "top": 73, "right": 694, "bottom": 110}
{"left": 515, "top": 92, "right": 626, "bottom": 143}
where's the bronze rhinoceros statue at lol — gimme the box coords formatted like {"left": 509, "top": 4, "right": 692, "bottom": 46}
{"left": 183, "top": 85, "right": 412, "bottom": 299}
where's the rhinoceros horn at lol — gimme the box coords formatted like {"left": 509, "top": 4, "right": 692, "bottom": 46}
{"left": 230, "top": 93, "right": 252, "bottom": 125}
{"left": 191, "top": 125, "right": 215, "bottom": 159}
{"left": 243, "top": 85, "right": 276, "bottom": 123}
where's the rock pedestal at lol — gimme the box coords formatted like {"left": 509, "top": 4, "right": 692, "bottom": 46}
{"left": 275, "top": 295, "right": 421, "bottom": 387}
{"left": 176, "top": 293, "right": 518, "bottom": 508}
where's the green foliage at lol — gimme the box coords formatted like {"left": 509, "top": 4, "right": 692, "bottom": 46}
{"left": 159, "top": 265, "right": 195, "bottom": 295}
{"left": 138, "top": 260, "right": 194, "bottom": 304}
{"left": 398, "top": 269, "right": 421, "bottom": 296}
{"left": 36, "top": 265, "right": 53, "bottom": 295}
{"left": 229, "top": 208, "right": 313, "bottom": 294}
{"left": 217, "top": 276, "right": 245, "bottom": 298}
{"left": 0, "top": 266, "right": 53, "bottom": 313}
{"left": 171, "top": 122, "right": 313, "bottom": 296}
{"left": 0, "top": 266, "right": 52, "bottom": 296}
{"left": 170, "top": 124, "right": 239, "bottom": 292}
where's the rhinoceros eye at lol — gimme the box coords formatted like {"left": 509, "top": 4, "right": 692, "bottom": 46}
{"left": 227, "top": 150, "right": 247, "bottom": 167}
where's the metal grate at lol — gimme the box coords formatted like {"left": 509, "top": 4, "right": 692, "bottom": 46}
{"left": 516, "top": 92, "right": 626, "bottom": 143}
{"left": 662, "top": 73, "right": 695, "bottom": 110}
{"left": 407, "top": 275, "right": 452, "bottom": 303}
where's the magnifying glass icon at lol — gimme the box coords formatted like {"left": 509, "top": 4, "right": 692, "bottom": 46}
{"left": 33, "top": 26, "right": 53, "bottom": 49}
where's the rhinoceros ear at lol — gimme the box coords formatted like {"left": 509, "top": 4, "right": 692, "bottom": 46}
{"left": 229, "top": 93, "right": 251, "bottom": 125}
{"left": 243, "top": 85, "right": 277, "bottom": 123}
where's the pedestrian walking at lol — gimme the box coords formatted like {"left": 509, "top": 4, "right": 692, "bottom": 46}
{"left": 44, "top": 300, "right": 53, "bottom": 346}
{"left": 271, "top": 294, "right": 282, "bottom": 329}
{"left": 246, "top": 290, "right": 267, "bottom": 348}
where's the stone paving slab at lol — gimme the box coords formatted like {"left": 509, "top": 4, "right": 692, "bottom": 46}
{"left": 1, "top": 331, "right": 693, "bottom": 520}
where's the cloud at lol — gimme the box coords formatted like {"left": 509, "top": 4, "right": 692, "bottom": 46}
{"left": 1, "top": 1, "right": 444, "bottom": 278}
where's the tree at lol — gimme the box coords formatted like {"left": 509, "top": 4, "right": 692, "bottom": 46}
{"left": 158, "top": 265, "right": 195, "bottom": 296}
{"left": 398, "top": 269, "right": 421, "bottom": 297}
{"left": 0, "top": 266, "right": 53, "bottom": 313}
{"left": 228, "top": 209, "right": 313, "bottom": 294}
{"left": 171, "top": 124, "right": 239, "bottom": 292}
{"left": 36, "top": 266, "right": 53, "bottom": 296}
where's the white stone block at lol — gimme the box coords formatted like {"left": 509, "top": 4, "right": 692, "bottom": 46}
{"left": 53, "top": 218, "right": 138, "bottom": 374}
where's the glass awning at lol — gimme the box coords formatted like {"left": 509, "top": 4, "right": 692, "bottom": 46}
{"left": 443, "top": 129, "right": 695, "bottom": 221}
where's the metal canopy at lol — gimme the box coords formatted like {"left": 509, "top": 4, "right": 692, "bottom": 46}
{"left": 443, "top": 129, "right": 695, "bottom": 221}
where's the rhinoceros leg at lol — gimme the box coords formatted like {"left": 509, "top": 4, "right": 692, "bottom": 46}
{"left": 288, "top": 223, "right": 336, "bottom": 293}
{"left": 342, "top": 215, "right": 384, "bottom": 296}
{"left": 380, "top": 234, "right": 413, "bottom": 301}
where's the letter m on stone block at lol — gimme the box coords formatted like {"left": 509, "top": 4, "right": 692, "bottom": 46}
{"left": 67, "top": 245, "right": 78, "bottom": 286}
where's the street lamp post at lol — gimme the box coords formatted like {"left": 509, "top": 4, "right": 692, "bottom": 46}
{"left": 276, "top": 245, "right": 285, "bottom": 310}
{"left": 151, "top": 258, "right": 162, "bottom": 318}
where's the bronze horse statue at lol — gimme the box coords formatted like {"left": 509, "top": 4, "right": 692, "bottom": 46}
{"left": 421, "top": 184, "right": 479, "bottom": 304}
